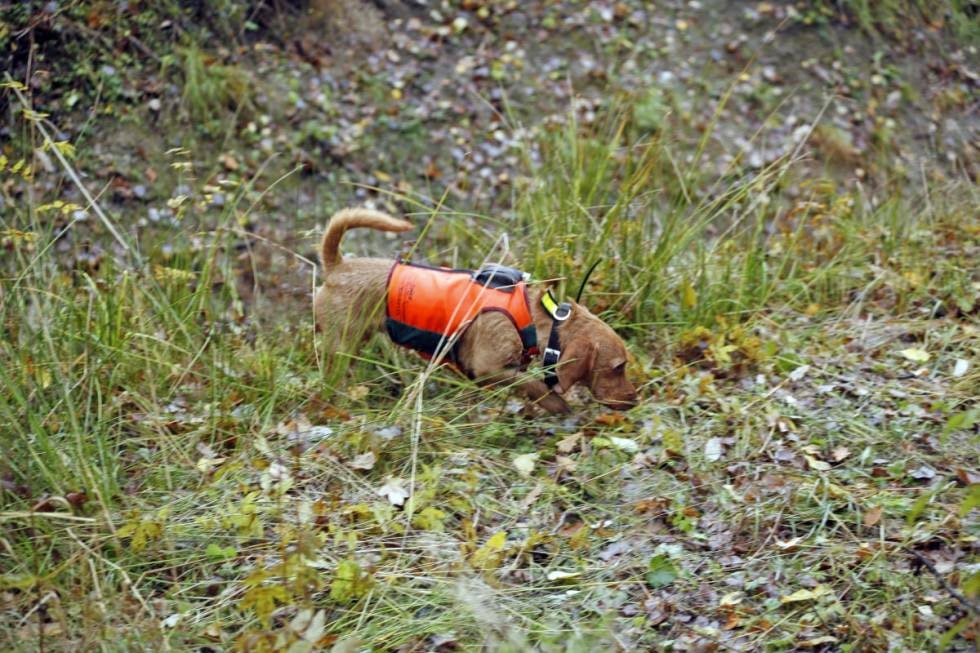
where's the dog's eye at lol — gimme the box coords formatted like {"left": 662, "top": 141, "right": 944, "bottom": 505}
{"left": 612, "top": 362, "right": 627, "bottom": 374}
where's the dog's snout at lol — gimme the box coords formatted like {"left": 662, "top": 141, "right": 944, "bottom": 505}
{"left": 601, "top": 391, "right": 639, "bottom": 410}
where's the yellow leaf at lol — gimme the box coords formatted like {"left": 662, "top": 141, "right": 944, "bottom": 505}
{"left": 545, "top": 570, "right": 581, "bottom": 582}
{"left": 512, "top": 453, "right": 538, "bottom": 478}
{"left": 780, "top": 585, "right": 833, "bottom": 604}
{"left": 330, "top": 559, "right": 372, "bottom": 603}
{"left": 804, "top": 455, "right": 831, "bottom": 472}
{"left": 411, "top": 506, "right": 447, "bottom": 532}
{"left": 661, "top": 429, "right": 683, "bottom": 453}
{"left": 36, "top": 367, "right": 52, "bottom": 390}
{"left": 719, "top": 591, "right": 743, "bottom": 607}
{"left": 899, "top": 348, "right": 930, "bottom": 363}
{"left": 681, "top": 282, "right": 698, "bottom": 309}
{"left": 471, "top": 531, "right": 508, "bottom": 569}
{"left": 53, "top": 140, "right": 76, "bottom": 159}
{"left": 775, "top": 536, "right": 804, "bottom": 551}
{"left": 240, "top": 583, "right": 289, "bottom": 627}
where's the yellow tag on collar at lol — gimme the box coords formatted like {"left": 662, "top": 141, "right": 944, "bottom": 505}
{"left": 541, "top": 290, "right": 561, "bottom": 318}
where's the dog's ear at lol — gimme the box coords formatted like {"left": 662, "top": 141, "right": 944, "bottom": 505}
{"left": 556, "top": 337, "right": 597, "bottom": 392}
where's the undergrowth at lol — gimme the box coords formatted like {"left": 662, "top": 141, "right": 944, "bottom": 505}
{"left": 1, "top": 61, "right": 978, "bottom": 653}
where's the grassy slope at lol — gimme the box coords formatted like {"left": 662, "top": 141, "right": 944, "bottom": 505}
{"left": 2, "top": 2, "right": 979, "bottom": 651}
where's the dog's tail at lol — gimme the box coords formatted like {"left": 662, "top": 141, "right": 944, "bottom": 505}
{"left": 320, "top": 208, "right": 413, "bottom": 268}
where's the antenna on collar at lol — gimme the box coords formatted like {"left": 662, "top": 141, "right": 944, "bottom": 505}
{"left": 575, "top": 258, "right": 602, "bottom": 303}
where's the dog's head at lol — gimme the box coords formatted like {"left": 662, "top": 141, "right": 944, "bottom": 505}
{"left": 555, "top": 310, "right": 639, "bottom": 410}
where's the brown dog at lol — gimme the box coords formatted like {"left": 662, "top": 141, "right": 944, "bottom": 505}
{"left": 314, "top": 208, "right": 638, "bottom": 413}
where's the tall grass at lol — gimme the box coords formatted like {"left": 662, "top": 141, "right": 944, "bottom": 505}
{"left": 2, "top": 84, "right": 977, "bottom": 650}
{"left": 801, "top": 0, "right": 979, "bottom": 41}
{"left": 515, "top": 103, "right": 812, "bottom": 330}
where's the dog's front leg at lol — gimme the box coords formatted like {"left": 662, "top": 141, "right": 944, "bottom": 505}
{"left": 469, "top": 369, "right": 569, "bottom": 414}
{"left": 458, "top": 314, "right": 570, "bottom": 413}
{"left": 520, "top": 380, "right": 570, "bottom": 414}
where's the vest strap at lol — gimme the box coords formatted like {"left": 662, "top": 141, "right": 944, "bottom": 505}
{"left": 541, "top": 290, "right": 572, "bottom": 389}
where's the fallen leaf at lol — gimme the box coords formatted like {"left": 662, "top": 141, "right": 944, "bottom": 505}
{"left": 800, "top": 635, "right": 838, "bottom": 648}
{"left": 909, "top": 465, "right": 936, "bottom": 480}
{"left": 599, "top": 539, "right": 632, "bottom": 561}
{"left": 780, "top": 585, "right": 833, "bottom": 604}
{"left": 347, "top": 452, "right": 376, "bottom": 471}
{"left": 680, "top": 281, "right": 697, "bottom": 309}
{"left": 377, "top": 477, "right": 409, "bottom": 507}
{"left": 30, "top": 497, "right": 58, "bottom": 512}
{"left": 220, "top": 153, "right": 239, "bottom": 171}
{"left": 775, "top": 536, "right": 804, "bottom": 551}
{"left": 303, "top": 610, "right": 327, "bottom": 643}
{"left": 899, "top": 348, "right": 930, "bottom": 363}
{"left": 608, "top": 436, "right": 639, "bottom": 453}
{"left": 719, "top": 591, "right": 744, "bottom": 607}
{"left": 704, "top": 437, "right": 724, "bottom": 462}
{"left": 557, "top": 518, "right": 586, "bottom": 537}
{"left": 518, "top": 482, "right": 544, "bottom": 511}
{"left": 65, "top": 491, "right": 88, "bottom": 509}
{"left": 595, "top": 412, "right": 627, "bottom": 426}
{"left": 556, "top": 433, "right": 582, "bottom": 453}
{"left": 554, "top": 455, "right": 577, "bottom": 474}
{"left": 831, "top": 446, "right": 851, "bottom": 462}
{"left": 424, "top": 161, "right": 441, "bottom": 180}
{"left": 955, "top": 468, "right": 980, "bottom": 485}
{"left": 804, "top": 455, "right": 831, "bottom": 471}
{"left": 621, "top": 604, "right": 640, "bottom": 617}
{"left": 546, "top": 570, "right": 581, "bottom": 582}
{"left": 788, "top": 364, "right": 811, "bottom": 381}
{"left": 347, "top": 384, "right": 370, "bottom": 400}
{"left": 513, "top": 452, "right": 539, "bottom": 478}
{"left": 952, "top": 359, "right": 969, "bottom": 377}
{"left": 471, "top": 531, "right": 508, "bottom": 569}
{"left": 635, "top": 497, "right": 669, "bottom": 514}
{"left": 196, "top": 456, "right": 227, "bottom": 473}
{"left": 863, "top": 505, "right": 882, "bottom": 528}
{"left": 645, "top": 554, "right": 679, "bottom": 588}
{"left": 644, "top": 598, "right": 669, "bottom": 626}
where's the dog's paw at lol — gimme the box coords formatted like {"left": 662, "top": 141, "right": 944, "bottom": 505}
{"left": 533, "top": 391, "right": 571, "bottom": 415}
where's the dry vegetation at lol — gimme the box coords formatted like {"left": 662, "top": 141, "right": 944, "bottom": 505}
{"left": 1, "top": 1, "right": 978, "bottom": 650}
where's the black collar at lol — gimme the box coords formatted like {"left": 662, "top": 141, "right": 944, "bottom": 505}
{"left": 540, "top": 291, "right": 572, "bottom": 389}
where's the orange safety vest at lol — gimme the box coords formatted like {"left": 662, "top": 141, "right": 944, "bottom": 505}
{"left": 385, "top": 261, "right": 539, "bottom": 368}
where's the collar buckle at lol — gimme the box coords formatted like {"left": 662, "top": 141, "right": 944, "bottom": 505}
{"left": 542, "top": 289, "right": 572, "bottom": 321}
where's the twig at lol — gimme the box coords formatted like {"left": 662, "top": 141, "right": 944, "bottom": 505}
{"left": 0, "top": 512, "right": 95, "bottom": 523}
{"left": 4, "top": 74, "right": 140, "bottom": 266}
{"left": 905, "top": 547, "right": 978, "bottom": 614}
